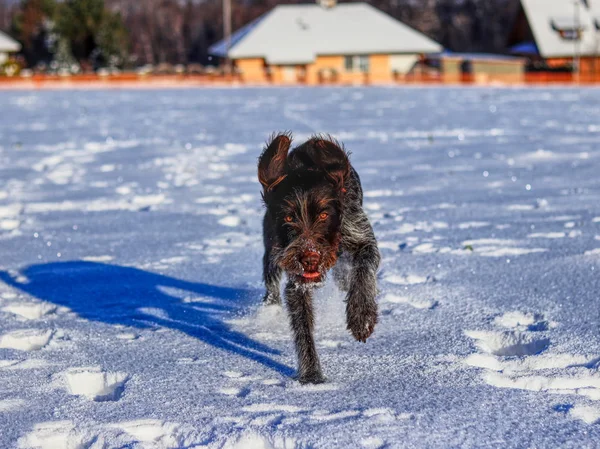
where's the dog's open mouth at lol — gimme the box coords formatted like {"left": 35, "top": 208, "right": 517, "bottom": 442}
{"left": 300, "top": 271, "right": 322, "bottom": 282}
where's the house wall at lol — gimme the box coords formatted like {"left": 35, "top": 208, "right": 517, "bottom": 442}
{"left": 472, "top": 61, "right": 525, "bottom": 84}
{"left": 236, "top": 58, "right": 268, "bottom": 83}
{"left": 235, "top": 53, "right": 424, "bottom": 84}
{"left": 389, "top": 54, "right": 419, "bottom": 76}
{"left": 369, "top": 54, "right": 393, "bottom": 83}
{"left": 441, "top": 57, "right": 525, "bottom": 84}
{"left": 305, "top": 55, "right": 344, "bottom": 84}
{"left": 441, "top": 58, "right": 462, "bottom": 83}
{"left": 547, "top": 57, "right": 600, "bottom": 75}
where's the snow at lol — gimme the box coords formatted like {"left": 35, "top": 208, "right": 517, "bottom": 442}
{"left": 1, "top": 86, "right": 600, "bottom": 447}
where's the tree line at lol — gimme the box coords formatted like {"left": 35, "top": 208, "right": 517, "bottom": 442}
{"left": 0, "top": 0, "right": 520, "bottom": 70}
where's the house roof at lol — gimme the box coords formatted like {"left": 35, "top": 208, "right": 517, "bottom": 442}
{"left": 433, "top": 51, "right": 526, "bottom": 63}
{"left": 509, "top": 41, "right": 540, "bottom": 55}
{"left": 0, "top": 30, "right": 21, "bottom": 53}
{"left": 520, "top": 0, "right": 600, "bottom": 58}
{"left": 210, "top": 3, "right": 442, "bottom": 64}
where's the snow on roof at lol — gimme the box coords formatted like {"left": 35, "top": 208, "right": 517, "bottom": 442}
{"left": 521, "top": 0, "right": 600, "bottom": 58}
{"left": 214, "top": 3, "right": 442, "bottom": 64}
{"left": 0, "top": 30, "right": 21, "bottom": 53}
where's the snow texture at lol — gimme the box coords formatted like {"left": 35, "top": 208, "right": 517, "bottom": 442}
{"left": 1, "top": 87, "right": 600, "bottom": 448}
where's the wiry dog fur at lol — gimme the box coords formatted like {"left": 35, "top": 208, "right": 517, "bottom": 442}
{"left": 258, "top": 132, "right": 380, "bottom": 384}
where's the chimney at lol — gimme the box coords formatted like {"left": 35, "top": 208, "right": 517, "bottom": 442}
{"left": 317, "top": 0, "right": 337, "bottom": 9}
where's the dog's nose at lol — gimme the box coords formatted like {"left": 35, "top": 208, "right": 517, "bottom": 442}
{"left": 300, "top": 251, "right": 320, "bottom": 272}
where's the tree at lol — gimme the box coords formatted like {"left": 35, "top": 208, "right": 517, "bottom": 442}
{"left": 11, "top": 0, "right": 57, "bottom": 66}
{"left": 56, "top": 0, "right": 128, "bottom": 67}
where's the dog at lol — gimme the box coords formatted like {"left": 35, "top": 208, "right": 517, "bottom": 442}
{"left": 258, "top": 133, "right": 380, "bottom": 384}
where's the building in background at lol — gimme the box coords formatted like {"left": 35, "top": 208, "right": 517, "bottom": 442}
{"left": 508, "top": 0, "right": 600, "bottom": 74}
{"left": 210, "top": 1, "right": 442, "bottom": 84}
{"left": 0, "top": 30, "right": 21, "bottom": 65}
{"left": 431, "top": 52, "right": 526, "bottom": 84}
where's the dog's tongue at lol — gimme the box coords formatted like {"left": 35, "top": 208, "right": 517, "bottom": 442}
{"left": 302, "top": 272, "right": 320, "bottom": 279}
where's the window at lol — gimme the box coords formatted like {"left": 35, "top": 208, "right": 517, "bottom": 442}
{"left": 559, "top": 29, "right": 581, "bottom": 40}
{"left": 344, "top": 55, "right": 370, "bottom": 73}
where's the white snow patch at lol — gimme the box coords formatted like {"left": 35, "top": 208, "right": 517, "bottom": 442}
{"left": 218, "top": 215, "right": 241, "bottom": 227}
{"left": 464, "top": 353, "right": 595, "bottom": 373}
{"left": 360, "top": 436, "right": 386, "bottom": 449}
{"left": 4, "top": 359, "right": 50, "bottom": 370}
{"left": 218, "top": 387, "right": 247, "bottom": 397}
{"left": 0, "top": 219, "right": 20, "bottom": 231}
{"left": 493, "top": 311, "right": 547, "bottom": 330}
{"left": 3, "top": 303, "right": 57, "bottom": 320}
{"left": 0, "top": 329, "right": 54, "bottom": 351}
{"left": 18, "top": 421, "right": 89, "bottom": 449}
{"left": 457, "top": 221, "right": 490, "bottom": 229}
{"left": 242, "top": 404, "right": 304, "bottom": 413}
{"left": 528, "top": 232, "right": 566, "bottom": 239}
{"left": 113, "top": 419, "right": 201, "bottom": 447}
{"left": 310, "top": 410, "right": 360, "bottom": 422}
{"left": 222, "top": 431, "right": 297, "bottom": 449}
{"left": 0, "top": 204, "right": 23, "bottom": 218}
{"left": 0, "top": 398, "right": 26, "bottom": 412}
{"left": 506, "top": 204, "right": 535, "bottom": 211}
{"left": 82, "top": 255, "right": 114, "bottom": 262}
{"left": 465, "top": 330, "right": 549, "bottom": 356}
{"left": 382, "top": 294, "right": 437, "bottom": 310}
{"left": 411, "top": 243, "right": 438, "bottom": 254}
{"left": 63, "top": 367, "right": 129, "bottom": 401}
{"left": 131, "top": 194, "right": 167, "bottom": 208}
{"left": 462, "top": 239, "right": 547, "bottom": 257}
{"left": 570, "top": 405, "right": 600, "bottom": 424}
{"left": 384, "top": 274, "right": 430, "bottom": 285}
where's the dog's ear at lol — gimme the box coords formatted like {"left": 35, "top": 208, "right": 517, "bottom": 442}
{"left": 313, "top": 137, "right": 350, "bottom": 191}
{"left": 258, "top": 133, "right": 291, "bottom": 192}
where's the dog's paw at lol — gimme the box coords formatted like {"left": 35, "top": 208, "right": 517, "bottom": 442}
{"left": 297, "top": 371, "right": 327, "bottom": 385}
{"left": 347, "top": 307, "right": 378, "bottom": 343}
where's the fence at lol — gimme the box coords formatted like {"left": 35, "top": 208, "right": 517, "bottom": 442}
{"left": 1, "top": 71, "right": 599, "bottom": 88}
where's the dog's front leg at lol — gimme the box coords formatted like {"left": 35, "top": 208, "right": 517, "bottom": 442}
{"left": 346, "top": 242, "right": 380, "bottom": 343}
{"left": 285, "top": 281, "right": 324, "bottom": 383}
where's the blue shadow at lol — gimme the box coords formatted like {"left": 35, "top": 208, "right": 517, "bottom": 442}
{"left": 0, "top": 261, "right": 294, "bottom": 377}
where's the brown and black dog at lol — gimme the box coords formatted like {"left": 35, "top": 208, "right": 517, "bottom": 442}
{"left": 258, "top": 133, "right": 380, "bottom": 384}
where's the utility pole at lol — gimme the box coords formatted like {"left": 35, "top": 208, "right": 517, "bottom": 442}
{"left": 574, "top": 0, "right": 581, "bottom": 83}
{"left": 223, "top": 0, "right": 232, "bottom": 74}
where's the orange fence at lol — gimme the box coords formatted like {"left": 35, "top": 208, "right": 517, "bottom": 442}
{"left": 1, "top": 72, "right": 600, "bottom": 88}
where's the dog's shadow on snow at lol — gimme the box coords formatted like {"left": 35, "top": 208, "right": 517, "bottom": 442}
{"left": 0, "top": 261, "right": 294, "bottom": 377}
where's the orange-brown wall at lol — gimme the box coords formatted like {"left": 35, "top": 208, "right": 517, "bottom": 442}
{"left": 236, "top": 58, "right": 268, "bottom": 83}
{"left": 546, "top": 57, "right": 600, "bottom": 74}
{"left": 369, "top": 54, "right": 393, "bottom": 83}
{"left": 306, "top": 55, "right": 344, "bottom": 84}
{"left": 235, "top": 54, "right": 396, "bottom": 84}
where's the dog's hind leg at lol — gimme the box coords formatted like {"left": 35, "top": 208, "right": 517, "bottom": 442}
{"left": 332, "top": 251, "right": 352, "bottom": 293}
{"left": 262, "top": 248, "right": 282, "bottom": 305}
{"left": 285, "top": 281, "right": 325, "bottom": 384}
{"left": 262, "top": 213, "right": 282, "bottom": 305}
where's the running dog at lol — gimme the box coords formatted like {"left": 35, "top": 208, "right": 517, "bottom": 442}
{"left": 258, "top": 133, "right": 380, "bottom": 384}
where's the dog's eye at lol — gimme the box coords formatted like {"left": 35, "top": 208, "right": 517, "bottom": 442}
{"left": 319, "top": 212, "right": 328, "bottom": 220}
{"left": 284, "top": 215, "right": 293, "bottom": 223}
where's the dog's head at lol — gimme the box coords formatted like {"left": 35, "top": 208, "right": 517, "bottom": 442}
{"left": 258, "top": 133, "right": 350, "bottom": 285}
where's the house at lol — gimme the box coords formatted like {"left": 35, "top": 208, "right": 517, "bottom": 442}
{"left": 431, "top": 52, "right": 526, "bottom": 84}
{"left": 508, "top": 0, "right": 600, "bottom": 74}
{"left": 210, "top": 1, "right": 443, "bottom": 84}
{"left": 0, "top": 30, "right": 21, "bottom": 65}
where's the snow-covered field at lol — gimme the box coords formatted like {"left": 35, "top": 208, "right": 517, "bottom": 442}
{"left": 1, "top": 86, "right": 600, "bottom": 448}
